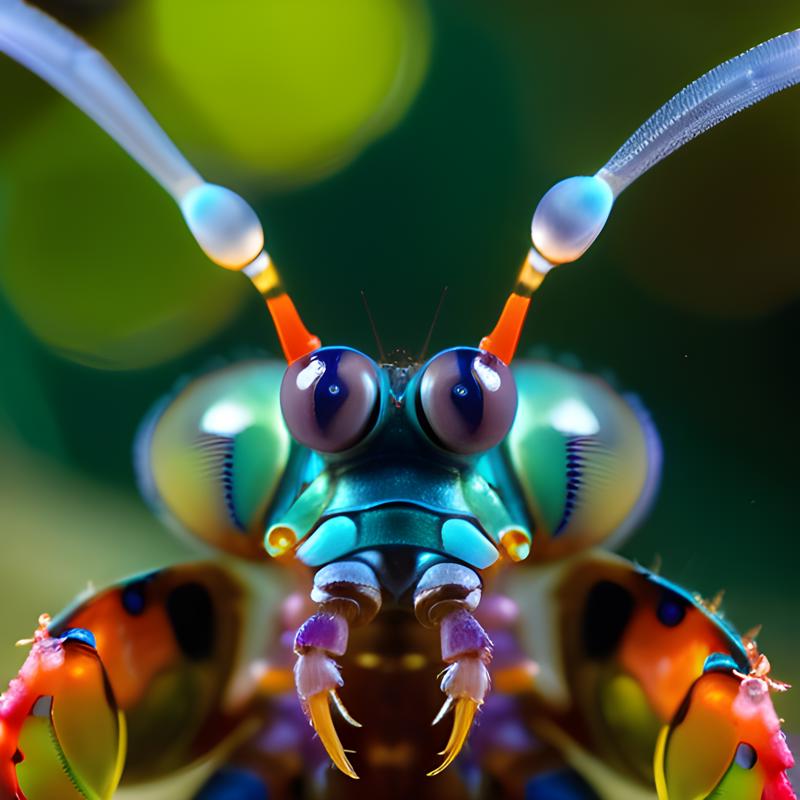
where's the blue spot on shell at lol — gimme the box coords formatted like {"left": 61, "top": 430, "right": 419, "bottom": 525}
{"left": 60, "top": 628, "right": 97, "bottom": 649}
{"left": 656, "top": 592, "right": 687, "bottom": 627}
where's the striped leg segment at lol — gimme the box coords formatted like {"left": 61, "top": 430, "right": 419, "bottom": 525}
{"left": 428, "top": 609, "right": 493, "bottom": 777}
{"left": 413, "top": 562, "right": 492, "bottom": 777}
{"left": 293, "top": 561, "right": 382, "bottom": 780}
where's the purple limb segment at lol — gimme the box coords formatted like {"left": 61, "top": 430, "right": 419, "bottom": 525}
{"left": 294, "top": 613, "right": 349, "bottom": 658}
{"left": 441, "top": 608, "right": 492, "bottom": 663}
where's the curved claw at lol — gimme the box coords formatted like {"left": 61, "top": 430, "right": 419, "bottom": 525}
{"left": 294, "top": 613, "right": 362, "bottom": 779}
{"left": 426, "top": 609, "right": 492, "bottom": 777}
{"left": 307, "top": 692, "right": 359, "bottom": 780}
{"left": 330, "top": 689, "right": 362, "bottom": 728}
{"left": 427, "top": 698, "right": 478, "bottom": 777}
{"left": 655, "top": 664, "right": 796, "bottom": 800}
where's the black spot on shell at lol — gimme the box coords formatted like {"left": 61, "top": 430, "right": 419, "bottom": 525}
{"left": 582, "top": 580, "right": 635, "bottom": 659}
{"left": 166, "top": 582, "right": 215, "bottom": 661}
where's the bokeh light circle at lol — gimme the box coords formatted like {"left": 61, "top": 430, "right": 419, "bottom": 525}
{"left": 147, "top": 0, "right": 432, "bottom": 184}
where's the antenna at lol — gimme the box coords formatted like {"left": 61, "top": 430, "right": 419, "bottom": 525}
{"left": 418, "top": 286, "right": 448, "bottom": 363}
{"left": 360, "top": 290, "right": 386, "bottom": 363}
{"left": 481, "top": 29, "right": 800, "bottom": 365}
{"left": 0, "top": 0, "right": 319, "bottom": 363}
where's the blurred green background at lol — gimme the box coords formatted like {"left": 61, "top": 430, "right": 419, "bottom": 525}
{"left": 0, "top": 0, "right": 798, "bottom": 743}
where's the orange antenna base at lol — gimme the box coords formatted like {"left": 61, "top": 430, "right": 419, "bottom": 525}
{"left": 479, "top": 293, "right": 531, "bottom": 365}
{"left": 266, "top": 293, "right": 321, "bottom": 363}
{"left": 243, "top": 251, "right": 320, "bottom": 363}
{"left": 480, "top": 248, "right": 553, "bottom": 364}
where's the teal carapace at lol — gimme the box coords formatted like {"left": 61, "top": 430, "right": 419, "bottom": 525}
{"left": 137, "top": 356, "right": 661, "bottom": 571}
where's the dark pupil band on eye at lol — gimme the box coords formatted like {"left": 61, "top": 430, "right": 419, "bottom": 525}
{"left": 450, "top": 350, "right": 483, "bottom": 433}
{"left": 313, "top": 351, "right": 350, "bottom": 430}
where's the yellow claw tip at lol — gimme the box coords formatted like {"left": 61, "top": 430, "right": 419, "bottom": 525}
{"left": 308, "top": 692, "right": 360, "bottom": 779}
{"left": 427, "top": 750, "right": 460, "bottom": 777}
{"left": 428, "top": 698, "right": 477, "bottom": 777}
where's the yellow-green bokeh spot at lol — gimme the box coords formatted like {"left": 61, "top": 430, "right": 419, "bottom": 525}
{"left": 147, "top": 0, "right": 432, "bottom": 183}
{"left": 0, "top": 105, "right": 246, "bottom": 370}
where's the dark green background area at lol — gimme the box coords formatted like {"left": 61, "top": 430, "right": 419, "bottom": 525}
{"left": 0, "top": 0, "right": 798, "bottom": 733}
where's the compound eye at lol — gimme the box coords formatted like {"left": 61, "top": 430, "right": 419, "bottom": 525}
{"left": 418, "top": 348, "right": 517, "bottom": 454}
{"left": 280, "top": 347, "right": 380, "bottom": 453}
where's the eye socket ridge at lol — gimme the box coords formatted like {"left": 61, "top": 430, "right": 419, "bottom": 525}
{"left": 280, "top": 346, "right": 383, "bottom": 454}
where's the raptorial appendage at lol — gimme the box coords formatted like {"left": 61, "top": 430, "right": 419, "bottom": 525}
{"left": 293, "top": 561, "right": 382, "bottom": 779}
{"left": 0, "top": 616, "right": 124, "bottom": 800}
{"left": 496, "top": 555, "right": 796, "bottom": 799}
{"left": 429, "top": 609, "right": 493, "bottom": 776}
{"left": 293, "top": 558, "right": 502, "bottom": 781}
{"left": 656, "top": 654, "right": 795, "bottom": 800}
{"left": 413, "top": 562, "right": 495, "bottom": 776}
{"left": 294, "top": 612, "right": 360, "bottom": 779}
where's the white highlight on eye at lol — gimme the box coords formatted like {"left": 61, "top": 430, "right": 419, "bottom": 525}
{"left": 473, "top": 358, "right": 501, "bottom": 392}
{"left": 201, "top": 401, "right": 254, "bottom": 436}
{"left": 549, "top": 399, "right": 600, "bottom": 436}
{"left": 296, "top": 359, "right": 326, "bottom": 390}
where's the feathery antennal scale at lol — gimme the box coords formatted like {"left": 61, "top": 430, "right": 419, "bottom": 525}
{"left": 481, "top": 28, "right": 800, "bottom": 364}
{"left": 598, "top": 29, "right": 800, "bottom": 197}
{"left": 0, "top": 0, "right": 200, "bottom": 199}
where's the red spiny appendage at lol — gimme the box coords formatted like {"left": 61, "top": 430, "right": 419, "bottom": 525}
{"left": 763, "top": 771, "right": 797, "bottom": 800}
{"left": 0, "top": 619, "right": 63, "bottom": 799}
